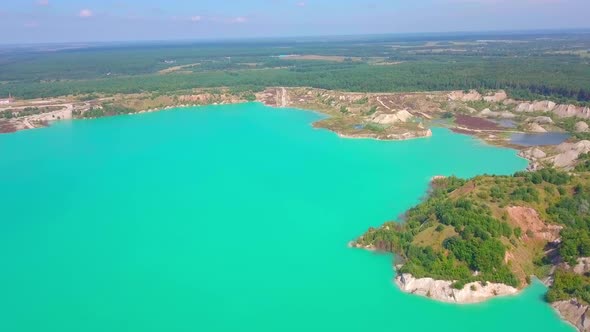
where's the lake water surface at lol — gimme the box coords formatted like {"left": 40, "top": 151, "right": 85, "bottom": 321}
{"left": 0, "top": 103, "right": 572, "bottom": 332}
{"left": 510, "top": 132, "right": 571, "bottom": 146}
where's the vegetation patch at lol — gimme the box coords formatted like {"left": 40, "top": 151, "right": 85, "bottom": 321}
{"left": 354, "top": 169, "right": 590, "bottom": 296}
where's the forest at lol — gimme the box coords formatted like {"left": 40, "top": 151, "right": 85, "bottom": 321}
{"left": 1, "top": 31, "right": 589, "bottom": 104}
{"left": 356, "top": 175, "right": 519, "bottom": 288}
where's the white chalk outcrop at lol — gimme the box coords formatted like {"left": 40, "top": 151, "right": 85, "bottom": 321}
{"left": 519, "top": 147, "right": 547, "bottom": 161}
{"left": 395, "top": 273, "right": 518, "bottom": 304}
{"left": 483, "top": 90, "right": 508, "bottom": 103}
{"left": 371, "top": 109, "right": 413, "bottom": 124}
{"left": 448, "top": 90, "right": 482, "bottom": 102}
{"left": 513, "top": 100, "right": 590, "bottom": 119}
{"left": 554, "top": 105, "right": 590, "bottom": 119}
{"left": 576, "top": 122, "right": 590, "bottom": 133}
{"left": 515, "top": 101, "right": 557, "bottom": 113}
{"left": 553, "top": 140, "right": 590, "bottom": 169}
{"left": 527, "top": 123, "right": 547, "bottom": 133}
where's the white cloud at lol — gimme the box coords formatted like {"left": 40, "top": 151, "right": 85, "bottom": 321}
{"left": 191, "top": 16, "right": 202, "bottom": 22}
{"left": 79, "top": 9, "right": 93, "bottom": 18}
{"left": 37, "top": 0, "right": 49, "bottom": 6}
{"left": 296, "top": 2, "right": 306, "bottom": 7}
{"left": 231, "top": 16, "right": 247, "bottom": 24}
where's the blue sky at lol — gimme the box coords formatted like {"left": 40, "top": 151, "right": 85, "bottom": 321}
{"left": 1, "top": 0, "right": 589, "bottom": 43}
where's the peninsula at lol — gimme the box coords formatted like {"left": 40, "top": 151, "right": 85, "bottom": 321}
{"left": 352, "top": 167, "right": 590, "bottom": 331}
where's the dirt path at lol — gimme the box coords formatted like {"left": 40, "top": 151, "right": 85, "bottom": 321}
{"left": 376, "top": 97, "right": 391, "bottom": 110}
{"left": 280, "top": 87, "right": 288, "bottom": 107}
{"left": 22, "top": 118, "right": 34, "bottom": 129}
{"left": 415, "top": 111, "right": 432, "bottom": 119}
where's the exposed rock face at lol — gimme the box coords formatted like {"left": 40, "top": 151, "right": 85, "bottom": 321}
{"left": 371, "top": 110, "right": 413, "bottom": 124}
{"left": 448, "top": 90, "right": 482, "bottom": 102}
{"left": 515, "top": 103, "right": 534, "bottom": 113}
{"left": 534, "top": 101, "right": 557, "bottom": 112}
{"left": 515, "top": 101, "right": 557, "bottom": 113}
{"left": 527, "top": 123, "right": 547, "bottom": 133}
{"left": 554, "top": 105, "right": 590, "bottom": 119}
{"left": 551, "top": 259, "right": 590, "bottom": 331}
{"left": 576, "top": 122, "right": 590, "bottom": 133}
{"left": 519, "top": 147, "right": 547, "bottom": 160}
{"left": 506, "top": 206, "right": 562, "bottom": 242}
{"left": 396, "top": 273, "right": 518, "bottom": 304}
{"left": 552, "top": 300, "right": 590, "bottom": 332}
{"left": 520, "top": 141, "right": 590, "bottom": 171}
{"left": 574, "top": 258, "right": 590, "bottom": 275}
{"left": 514, "top": 101, "right": 590, "bottom": 119}
{"left": 394, "top": 109, "right": 413, "bottom": 122}
{"left": 371, "top": 113, "right": 399, "bottom": 124}
{"left": 553, "top": 140, "right": 590, "bottom": 169}
{"left": 479, "top": 108, "right": 494, "bottom": 117}
{"left": 519, "top": 147, "right": 547, "bottom": 171}
{"left": 483, "top": 90, "right": 508, "bottom": 103}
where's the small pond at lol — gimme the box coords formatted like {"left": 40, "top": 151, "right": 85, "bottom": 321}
{"left": 510, "top": 132, "right": 570, "bottom": 146}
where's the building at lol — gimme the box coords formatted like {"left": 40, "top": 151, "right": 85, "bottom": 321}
{"left": 0, "top": 93, "right": 13, "bottom": 105}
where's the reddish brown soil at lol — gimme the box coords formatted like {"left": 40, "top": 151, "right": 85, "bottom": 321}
{"left": 506, "top": 206, "right": 562, "bottom": 242}
{"left": 450, "top": 181, "right": 476, "bottom": 197}
{"left": 451, "top": 128, "right": 476, "bottom": 135}
{"left": 0, "top": 121, "right": 16, "bottom": 134}
{"left": 455, "top": 114, "right": 500, "bottom": 131}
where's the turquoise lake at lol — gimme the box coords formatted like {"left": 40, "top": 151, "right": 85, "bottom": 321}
{"left": 0, "top": 103, "right": 573, "bottom": 331}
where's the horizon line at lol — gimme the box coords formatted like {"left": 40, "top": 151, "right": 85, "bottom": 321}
{"left": 2, "top": 27, "right": 590, "bottom": 47}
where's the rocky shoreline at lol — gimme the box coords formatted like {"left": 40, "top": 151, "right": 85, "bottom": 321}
{"left": 349, "top": 240, "right": 520, "bottom": 304}
{"left": 395, "top": 273, "right": 519, "bottom": 304}
{"left": 1, "top": 88, "right": 440, "bottom": 143}
{"left": 336, "top": 129, "right": 433, "bottom": 141}
{"left": 553, "top": 300, "right": 590, "bottom": 331}
{"left": 4, "top": 88, "right": 589, "bottom": 161}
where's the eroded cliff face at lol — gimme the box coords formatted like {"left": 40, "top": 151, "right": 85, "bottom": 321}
{"left": 448, "top": 90, "right": 483, "bottom": 102}
{"left": 395, "top": 273, "right": 518, "bottom": 304}
{"left": 553, "top": 141, "right": 590, "bottom": 169}
{"left": 518, "top": 140, "right": 590, "bottom": 171}
{"left": 553, "top": 300, "right": 590, "bottom": 332}
{"left": 514, "top": 101, "right": 590, "bottom": 119}
{"left": 554, "top": 105, "right": 590, "bottom": 119}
